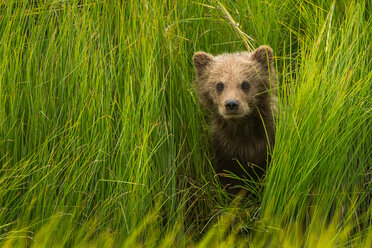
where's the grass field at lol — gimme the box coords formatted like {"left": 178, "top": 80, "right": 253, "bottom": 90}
{"left": 0, "top": 0, "right": 371, "bottom": 247}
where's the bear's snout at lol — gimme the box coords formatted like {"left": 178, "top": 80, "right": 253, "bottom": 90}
{"left": 225, "top": 99, "right": 239, "bottom": 112}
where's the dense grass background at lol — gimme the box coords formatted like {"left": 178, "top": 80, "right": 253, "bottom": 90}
{"left": 0, "top": 0, "right": 371, "bottom": 247}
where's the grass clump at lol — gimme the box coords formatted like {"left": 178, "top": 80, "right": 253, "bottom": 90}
{"left": 0, "top": 0, "right": 371, "bottom": 247}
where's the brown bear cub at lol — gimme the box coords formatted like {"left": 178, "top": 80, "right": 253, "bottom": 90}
{"left": 193, "top": 46, "right": 277, "bottom": 193}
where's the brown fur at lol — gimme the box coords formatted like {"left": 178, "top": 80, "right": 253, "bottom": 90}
{"left": 193, "top": 46, "right": 277, "bottom": 191}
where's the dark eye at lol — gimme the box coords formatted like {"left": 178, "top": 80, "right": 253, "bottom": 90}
{"left": 241, "top": 81, "right": 250, "bottom": 91}
{"left": 216, "top": 82, "right": 224, "bottom": 92}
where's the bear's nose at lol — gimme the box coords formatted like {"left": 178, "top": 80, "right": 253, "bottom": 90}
{"left": 225, "top": 99, "right": 239, "bottom": 111}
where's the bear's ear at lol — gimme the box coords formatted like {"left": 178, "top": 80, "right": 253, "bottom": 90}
{"left": 193, "top": 51, "right": 214, "bottom": 77}
{"left": 251, "top": 45, "right": 274, "bottom": 68}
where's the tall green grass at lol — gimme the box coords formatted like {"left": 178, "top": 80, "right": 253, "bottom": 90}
{"left": 0, "top": 0, "right": 370, "bottom": 247}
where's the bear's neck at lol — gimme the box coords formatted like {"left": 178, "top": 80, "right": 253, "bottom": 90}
{"left": 211, "top": 106, "right": 275, "bottom": 146}
{"left": 212, "top": 108, "right": 273, "bottom": 138}
{"left": 210, "top": 101, "right": 276, "bottom": 171}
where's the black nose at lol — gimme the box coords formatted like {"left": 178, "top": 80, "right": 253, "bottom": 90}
{"left": 225, "top": 99, "right": 239, "bottom": 111}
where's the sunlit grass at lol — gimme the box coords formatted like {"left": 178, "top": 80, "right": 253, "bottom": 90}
{"left": 0, "top": 0, "right": 370, "bottom": 247}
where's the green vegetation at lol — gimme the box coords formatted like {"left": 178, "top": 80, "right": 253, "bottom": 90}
{"left": 0, "top": 0, "right": 371, "bottom": 247}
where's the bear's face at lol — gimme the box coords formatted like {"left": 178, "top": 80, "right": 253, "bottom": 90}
{"left": 193, "top": 46, "right": 275, "bottom": 119}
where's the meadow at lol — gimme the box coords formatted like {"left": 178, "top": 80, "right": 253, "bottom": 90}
{"left": 0, "top": 0, "right": 371, "bottom": 247}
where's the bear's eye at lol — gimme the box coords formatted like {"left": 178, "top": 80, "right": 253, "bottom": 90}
{"left": 216, "top": 82, "right": 224, "bottom": 92}
{"left": 241, "top": 81, "right": 250, "bottom": 91}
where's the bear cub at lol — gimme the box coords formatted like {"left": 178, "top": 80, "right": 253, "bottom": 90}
{"left": 193, "top": 46, "right": 277, "bottom": 192}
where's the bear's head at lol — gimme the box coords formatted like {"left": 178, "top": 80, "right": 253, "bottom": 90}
{"left": 193, "top": 46, "right": 276, "bottom": 119}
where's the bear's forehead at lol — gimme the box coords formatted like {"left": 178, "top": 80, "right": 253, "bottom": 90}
{"left": 215, "top": 53, "right": 251, "bottom": 64}
{"left": 208, "top": 54, "right": 258, "bottom": 79}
